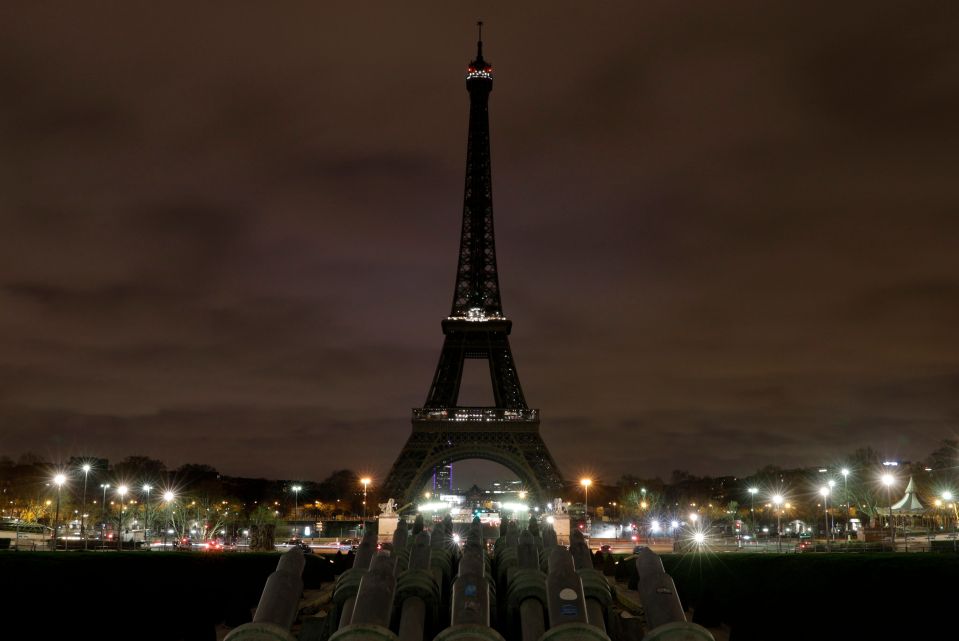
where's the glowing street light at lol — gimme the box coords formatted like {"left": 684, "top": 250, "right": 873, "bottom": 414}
{"left": 580, "top": 479, "right": 592, "bottom": 534}
{"left": 52, "top": 474, "right": 66, "bottom": 550}
{"left": 117, "top": 485, "right": 129, "bottom": 551}
{"left": 943, "top": 491, "right": 956, "bottom": 552}
{"left": 819, "top": 486, "right": 831, "bottom": 545}
{"left": 361, "top": 478, "right": 371, "bottom": 521}
{"left": 290, "top": 485, "right": 302, "bottom": 538}
{"left": 162, "top": 491, "right": 175, "bottom": 547}
{"left": 100, "top": 483, "right": 110, "bottom": 540}
{"left": 748, "top": 487, "right": 758, "bottom": 539}
{"left": 882, "top": 474, "right": 895, "bottom": 550}
{"left": 142, "top": 484, "right": 152, "bottom": 544}
{"left": 840, "top": 468, "right": 851, "bottom": 538}
{"left": 772, "top": 494, "right": 784, "bottom": 552}
{"left": 80, "top": 463, "right": 92, "bottom": 549}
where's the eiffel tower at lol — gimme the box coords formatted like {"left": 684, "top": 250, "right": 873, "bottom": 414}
{"left": 382, "top": 26, "right": 565, "bottom": 506}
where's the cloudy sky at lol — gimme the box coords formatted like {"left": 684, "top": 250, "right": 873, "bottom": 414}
{"left": 2, "top": 2, "right": 958, "bottom": 484}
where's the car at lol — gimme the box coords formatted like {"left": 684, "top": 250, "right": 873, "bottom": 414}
{"left": 284, "top": 539, "right": 313, "bottom": 553}
{"left": 795, "top": 539, "right": 815, "bottom": 552}
{"left": 174, "top": 537, "right": 193, "bottom": 551}
{"left": 599, "top": 544, "right": 612, "bottom": 554}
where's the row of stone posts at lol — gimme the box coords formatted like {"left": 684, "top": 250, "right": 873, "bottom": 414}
{"left": 227, "top": 514, "right": 715, "bottom": 641}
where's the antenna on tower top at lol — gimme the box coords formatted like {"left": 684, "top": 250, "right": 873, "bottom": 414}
{"left": 477, "top": 20, "right": 484, "bottom": 58}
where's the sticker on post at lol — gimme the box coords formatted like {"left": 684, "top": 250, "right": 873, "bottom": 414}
{"left": 561, "top": 604, "right": 578, "bottom": 616}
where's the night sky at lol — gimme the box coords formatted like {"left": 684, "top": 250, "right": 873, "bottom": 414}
{"left": 3, "top": 3, "right": 958, "bottom": 484}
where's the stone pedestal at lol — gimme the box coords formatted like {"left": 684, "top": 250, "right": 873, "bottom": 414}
{"left": 551, "top": 514, "right": 571, "bottom": 546}
{"left": 378, "top": 515, "right": 398, "bottom": 544}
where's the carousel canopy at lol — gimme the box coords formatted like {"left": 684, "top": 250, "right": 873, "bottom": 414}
{"left": 889, "top": 476, "right": 927, "bottom": 515}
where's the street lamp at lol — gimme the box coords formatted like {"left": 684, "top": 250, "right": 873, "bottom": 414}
{"left": 360, "top": 478, "right": 371, "bottom": 522}
{"left": 580, "top": 479, "right": 592, "bottom": 534}
{"left": 162, "top": 491, "right": 175, "bottom": 547}
{"left": 291, "top": 485, "right": 302, "bottom": 538}
{"left": 881, "top": 474, "right": 895, "bottom": 551}
{"left": 100, "top": 483, "right": 110, "bottom": 541}
{"left": 827, "top": 479, "right": 836, "bottom": 540}
{"left": 53, "top": 474, "right": 66, "bottom": 550}
{"left": 944, "top": 491, "right": 956, "bottom": 552}
{"left": 841, "top": 468, "right": 850, "bottom": 538}
{"left": 117, "top": 485, "right": 129, "bottom": 551}
{"left": 772, "top": 495, "right": 783, "bottom": 552}
{"left": 79, "top": 464, "right": 92, "bottom": 549}
{"left": 819, "top": 486, "right": 830, "bottom": 547}
{"left": 142, "top": 484, "right": 152, "bottom": 546}
{"left": 748, "top": 487, "right": 758, "bottom": 540}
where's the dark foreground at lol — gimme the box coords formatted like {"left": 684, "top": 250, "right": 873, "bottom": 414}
{"left": 2, "top": 551, "right": 954, "bottom": 640}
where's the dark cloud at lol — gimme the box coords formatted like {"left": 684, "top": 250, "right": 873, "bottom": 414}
{"left": 1, "top": 2, "right": 958, "bottom": 483}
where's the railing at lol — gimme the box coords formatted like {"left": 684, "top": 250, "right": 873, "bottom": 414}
{"left": 412, "top": 407, "right": 539, "bottom": 422}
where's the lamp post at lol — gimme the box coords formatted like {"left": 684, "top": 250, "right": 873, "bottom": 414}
{"left": 117, "top": 485, "right": 128, "bottom": 551}
{"left": 841, "top": 468, "right": 850, "bottom": 539}
{"left": 142, "top": 484, "right": 152, "bottom": 548}
{"left": 882, "top": 474, "right": 895, "bottom": 551}
{"left": 944, "top": 491, "right": 956, "bottom": 552}
{"left": 819, "top": 486, "right": 830, "bottom": 549}
{"left": 580, "top": 479, "right": 592, "bottom": 535}
{"left": 52, "top": 474, "right": 66, "bottom": 550}
{"left": 827, "top": 479, "right": 836, "bottom": 541}
{"left": 100, "top": 483, "right": 110, "bottom": 542}
{"left": 78, "top": 464, "right": 92, "bottom": 549}
{"left": 360, "top": 478, "right": 371, "bottom": 522}
{"left": 291, "top": 485, "right": 302, "bottom": 538}
{"left": 163, "top": 491, "right": 174, "bottom": 548}
{"left": 748, "top": 487, "right": 758, "bottom": 542}
{"left": 772, "top": 495, "right": 783, "bottom": 552}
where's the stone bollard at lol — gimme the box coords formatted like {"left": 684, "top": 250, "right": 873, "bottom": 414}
{"left": 330, "top": 551, "right": 400, "bottom": 641}
{"left": 528, "top": 517, "right": 544, "bottom": 558}
{"left": 494, "top": 523, "right": 520, "bottom": 586}
{"left": 396, "top": 531, "right": 440, "bottom": 641}
{"left": 333, "top": 525, "right": 379, "bottom": 630}
{"left": 635, "top": 549, "right": 715, "bottom": 641}
{"left": 506, "top": 530, "right": 547, "bottom": 641}
{"left": 570, "top": 531, "right": 612, "bottom": 634}
{"left": 452, "top": 539, "right": 489, "bottom": 625}
{"left": 465, "top": 518, "right": 493, "bottom": 590}
{"left": 492, "top": 520, "right": 509, "bottom": 560}
{"left": 538, "top": 547, "right": 611, "bottom": 641}
{"left": 430, "top": 521, "right": 454, "bottom": 600}
{"left": 224, "top": 547, "right": 306, "bottom": 641}
{"left": 540, "top": 524, "right": 558, "bottom": 573}
{"left": 435, "top": 531, "right": 507, "bottom": 641}
{"left": 412, "top": 515, "right": 425, "bottom": 536}
{"left": 393, "top": 519, "right": 409, "bottom": 572}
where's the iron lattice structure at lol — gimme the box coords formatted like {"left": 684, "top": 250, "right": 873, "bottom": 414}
{"left": 383, "top": 35, "right": 565, "bottom": 507}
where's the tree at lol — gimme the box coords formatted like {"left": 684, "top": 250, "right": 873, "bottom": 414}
{"left": 112, "top": 456, "right": 166, "bottom": 481}
{"left": 248, "top": 505, "right": 278, "bottom": 551}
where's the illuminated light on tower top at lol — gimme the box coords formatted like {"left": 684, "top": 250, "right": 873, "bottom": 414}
{"left": 466, "top": 22, "right": 493, "bottom": 81}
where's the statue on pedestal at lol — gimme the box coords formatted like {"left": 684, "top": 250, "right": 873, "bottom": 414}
{"left": 378, "top": 498, "right": 397, "bottom": 517}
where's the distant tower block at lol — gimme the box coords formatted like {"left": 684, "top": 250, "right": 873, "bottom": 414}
{"left": 433, "top": 462, "right": 453, "bottom": 492}
{"left": 383, "top": 27, "right": 565, "bottom": 506}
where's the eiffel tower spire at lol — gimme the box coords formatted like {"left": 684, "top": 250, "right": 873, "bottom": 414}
{"left": 452, "top": 21, "right": 501, "bottom": 319}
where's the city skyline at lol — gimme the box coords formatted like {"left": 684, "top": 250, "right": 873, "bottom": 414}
{"left": 2, "top": 4, "right": 958, "bottom": 483}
